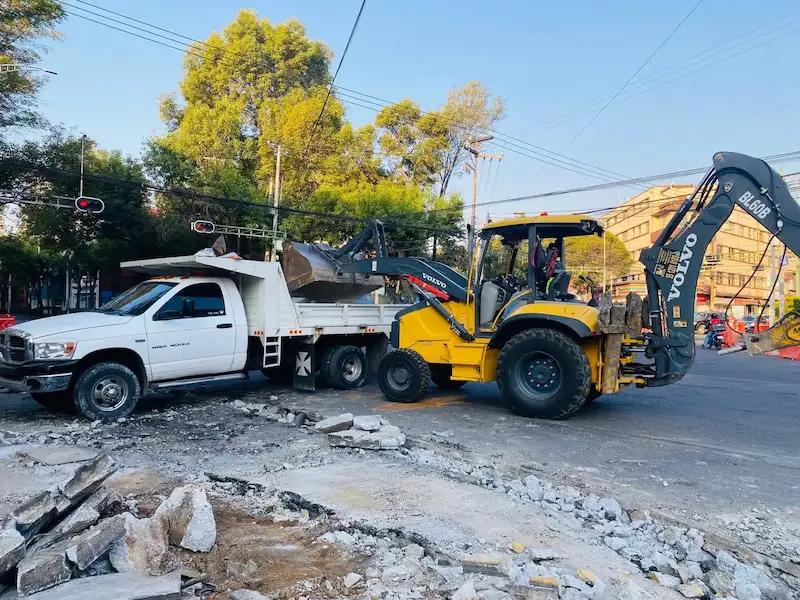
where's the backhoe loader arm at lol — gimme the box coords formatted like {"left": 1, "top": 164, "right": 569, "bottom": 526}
{"left": 640, "top": 151, "right": 800, "bottom": 385}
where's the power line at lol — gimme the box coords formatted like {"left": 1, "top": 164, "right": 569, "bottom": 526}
{"left": 58, "top": 2, "right": 638, "bottom": 186}
{"left": 294, "top": 0, "right": 367, "bottom": 192}
{"left": 509, "top": 9, "right": 800, "bottom": 136}
{"left": 0, "top": 158, "right": 461, "bottom": 235}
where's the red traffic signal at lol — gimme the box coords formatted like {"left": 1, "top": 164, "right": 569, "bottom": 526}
{"left": 74, "top": 196, "right": 105, "bottom": 214}
{"left": 192, "top": 220, "right": 215, "bottom": 234}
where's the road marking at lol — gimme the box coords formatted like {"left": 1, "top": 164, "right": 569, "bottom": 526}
{"left": 375, "top": 395, "right": 466, "bottom": 412}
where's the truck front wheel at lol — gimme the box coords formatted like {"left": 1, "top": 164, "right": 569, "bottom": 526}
{"left": 73, "top": 362, "right": 141, "bottom": 422}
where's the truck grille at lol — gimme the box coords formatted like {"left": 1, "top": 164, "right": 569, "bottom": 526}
{"left": 0, "top": 332, "right": 30, "bottom": 363}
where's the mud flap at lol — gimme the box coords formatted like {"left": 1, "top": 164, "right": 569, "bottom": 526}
{"left": 293, "top": 341, "right": 316, "bottom": 391}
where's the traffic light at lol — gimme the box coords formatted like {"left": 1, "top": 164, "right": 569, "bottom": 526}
{"left": 74, "top": 196, "right": 105, "bottom": 214}
{"left": 192, "top": 220, "right": 215, "bottom": 234}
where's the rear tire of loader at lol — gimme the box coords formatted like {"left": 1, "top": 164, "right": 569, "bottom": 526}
{"left": 378, "top": 349, "right": 430, "bottom": 403}
{"left": 497, "top": 328, "right": 590, "bottom": 420}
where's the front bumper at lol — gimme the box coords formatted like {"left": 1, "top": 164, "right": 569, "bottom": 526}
{"left": 0, "top": 360, "right": 75, "bottom": 394}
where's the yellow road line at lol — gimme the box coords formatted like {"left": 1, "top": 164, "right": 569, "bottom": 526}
{"left": 375, "top": 395, "right": 466, "bottom": 412}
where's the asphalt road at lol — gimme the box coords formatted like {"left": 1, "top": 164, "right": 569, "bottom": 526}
{"left": 0, "top": 345, "right": 797, "bottom": 527}
{"left": 275, "top": 347, "right": 800, "bottom": 525}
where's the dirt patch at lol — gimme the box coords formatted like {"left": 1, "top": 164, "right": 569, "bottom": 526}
{"left": 175, "top": 503, "right": 363, "bottom": 597}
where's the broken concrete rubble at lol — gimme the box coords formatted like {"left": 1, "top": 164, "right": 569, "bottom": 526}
{"left": 59, "top": 454, "right": 117, "bottom": 504}
{"left": 16, "top": 541, "right": 72, "bottom": 596}
{"left": 153, "top": 484, "right": 216, "bottom": 552}
{"left": 314, "top": 413, "right": 354, "bottom": 433}
{"left": 29, "top": 503, "right": 99, "bottom": 552}
{"left": 108, "top": 513, "right": 168, "bottom": 573}
{"left": 65, "top": 513, "right": 126, "bottom": 570}
{"left": 229, "top": 590, "right": 271, "bottom": 600}
{"left": 0, "top": 526, "right": 25, "bottom": 576}
{"left": 24, "top": 570, "right": 181, "bottom": 600}
{"left": 11, "top": 491, "right": 58, "bottom": 539}
{"left": 352, "top": 415, "right": 381, "bottom": 431}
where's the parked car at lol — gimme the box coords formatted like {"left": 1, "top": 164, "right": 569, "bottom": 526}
{"left": 693, "top": 312, "right": 709, "bottom": 331}
{"left": 740, "top": 315, "right": 769, "bottom": 333}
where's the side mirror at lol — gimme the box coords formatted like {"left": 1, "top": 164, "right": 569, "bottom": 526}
{"left": 182, "top": 298, "right": 195, "bottom": 317}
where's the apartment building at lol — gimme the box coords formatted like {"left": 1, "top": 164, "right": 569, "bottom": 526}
{"left": 603, "top": 184, "right": 797, "bottom": 317}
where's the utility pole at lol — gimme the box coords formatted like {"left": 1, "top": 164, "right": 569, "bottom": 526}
{"left": 769, "top": 244, "right": 776, "bottom": 323}
{"left": 79, "top": 135, "right": 87, "bottom": 198}
{"left": 464, "top": 135, "right": 502, "bottom": 231}
{"left": 265, "top": 143, "right": 283, "bottom": 262}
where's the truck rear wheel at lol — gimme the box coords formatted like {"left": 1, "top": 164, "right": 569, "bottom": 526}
{"left": 73, "top": 362, "right": 141, "bottom": 422}
{"left": 378, "top": 349, "right": 430, "bottom": 403}
{"left": 325, "top": 345, "right": 368, "bottom": 390}
{"left": 497, "top": 328, "right": 590, "bottom": 419}
{"left": 429, "top": 364, "right": 465, "bottom": 390}
{"left": 30, "top": 392, "right": 75, "bottom": 413}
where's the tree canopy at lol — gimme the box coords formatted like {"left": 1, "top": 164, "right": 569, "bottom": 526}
{"left": 564, "top": 232, "right": 634, "bottom": 291}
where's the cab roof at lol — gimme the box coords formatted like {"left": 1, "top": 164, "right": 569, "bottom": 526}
{"left": 480, "top": 213, "right": 603, "bottom": 240}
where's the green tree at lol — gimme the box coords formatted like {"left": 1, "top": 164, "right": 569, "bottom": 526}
{"left": 564, "top": 232, "right": 633, "bottom": 291}
{"left": 0, "top": 0, "right": 64, "bottom": 133}
{"left": 376, "top": 82, "right": 505, "bottom": 196}
{"left": 4, "top": 131, "right": 155, "bottom": 306}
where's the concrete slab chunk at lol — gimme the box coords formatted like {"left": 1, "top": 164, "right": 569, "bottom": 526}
{"left": 229, "top": 590, "right": 271, "bottom": 600}
{"left": 314, "top": 413, "right": 354, "bottom": 433}
{"left": 109, "top": 513, "right": 168, "bottom": 572}
{"left": 23, "top": 446, "right": 99, "bottom": 466}
{"left": 0, "top": 527, "right": 25, "bottom": 576}
{"left": 65, "top": 514, "right": 126, "bottom": 570}
{"left": 352, "top": 415, "right": 381, "bottom": 431}
{"left": 82, "top": 487, "right": 118, "bottom": 514}
{"left": 16, "top": 542, "right": 72, "bottom": 596}
{"left": 12, "top": 491, "right": 58, "bottom": 539}
{"left": 25, "top": 570, "right": 181, "bottom": 600}
{"left": 59, "top": 454, "right": 117, "bottom": 504}
{"left": 154, "top": 485, "right": 216, "bottom": 552}
{"left": 29, "top": 503, "right": 100, "bottom": 552}
{"left": 327, "top": 429, "right": 406, "bottom": 450}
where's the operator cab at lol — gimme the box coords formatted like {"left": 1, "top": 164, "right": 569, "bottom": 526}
{"left": 474, "top": 214, "right": 604, "bottom": 330}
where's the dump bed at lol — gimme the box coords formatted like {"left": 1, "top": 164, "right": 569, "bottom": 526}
{"left": 121, "top": 255, "right": 406, "bottom": 337}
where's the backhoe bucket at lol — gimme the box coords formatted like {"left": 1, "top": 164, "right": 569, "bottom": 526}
{"left": 282, "top": 240, "right": 384, "bottom": 303}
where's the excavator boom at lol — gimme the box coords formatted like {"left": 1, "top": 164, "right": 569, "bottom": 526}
{"left": 640, "top": 151, "right": 800, "bottom": 385}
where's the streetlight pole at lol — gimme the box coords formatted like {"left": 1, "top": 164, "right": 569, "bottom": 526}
{"left": 0, "top": 65, "right": 57, "bottom": 75}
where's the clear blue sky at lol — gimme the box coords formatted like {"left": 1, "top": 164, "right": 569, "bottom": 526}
{"left": 32, "top": 0, "right": 800, "bottom": 217}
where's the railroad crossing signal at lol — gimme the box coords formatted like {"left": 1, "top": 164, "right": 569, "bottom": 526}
{"left": 192, "top": 220, "right": 216, "bottom": 234}
{"left": 74, "top": 196, "right": 105, "bottom": 213}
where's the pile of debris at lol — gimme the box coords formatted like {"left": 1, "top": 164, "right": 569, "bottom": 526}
{"left": 0, "top": 454, "right": 217, "bottom": 598}
{"left": 314, "top": 413, "right": 406, "bottom": 450}
{"left": 402, "top": 448, "right": 798, "bottom": 600}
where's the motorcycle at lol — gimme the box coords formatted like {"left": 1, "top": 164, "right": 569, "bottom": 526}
{"left": 709, "top": 323, "right": 726, "bottom": 351}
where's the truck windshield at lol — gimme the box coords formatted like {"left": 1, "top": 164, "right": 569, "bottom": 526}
{"left": 97, "top": 281, "right": 177, "bottom": 316}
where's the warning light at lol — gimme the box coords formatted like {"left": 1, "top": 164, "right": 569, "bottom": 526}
{"left": 74, "top": 196, "right": 105, "bottom": 214}
{"left": 540, "top": 211, "right": 548, "bottom": 216}
{"left": 191, "top": 220, "right": 215, "bottom": 234}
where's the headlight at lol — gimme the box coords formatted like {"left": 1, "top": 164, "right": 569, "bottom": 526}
{"left": 34, "top": 342, "right": 77, "bottom": 360}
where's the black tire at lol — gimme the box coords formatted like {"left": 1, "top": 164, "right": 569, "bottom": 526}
{"left": 319, "top": 346, "right": 338, "bottom": 387}
{"left": 30, "top": 391, "right": 75, "bottom": 413}
{"left": 378, "top": 349, "right": 430, "bottom": 403}
{"left": 73, "top": 362, "right": 141, "bottom": 422}
{"left": 325, "top": 346, "right": 368, "bottom": 390}
{"left": 429, "top": 364, "right": 466, "bottom": 390}
{"left": 497, "top": 328, "right": 590, "bottom": 419}
{"left": 584, "top": 388, "right": 603, "bottom": 404}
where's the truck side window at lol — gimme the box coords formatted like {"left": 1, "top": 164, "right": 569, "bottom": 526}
{"left": 156, "top": 283, "right": 226, "bottom": 319}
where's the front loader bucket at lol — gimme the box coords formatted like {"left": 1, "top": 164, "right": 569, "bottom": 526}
{"left": 282, "top": 240, "right": 384, "bottom": 303}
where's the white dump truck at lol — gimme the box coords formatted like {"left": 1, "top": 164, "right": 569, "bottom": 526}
{"left": 0, "top": 246, "right": 406, "bottom": 421}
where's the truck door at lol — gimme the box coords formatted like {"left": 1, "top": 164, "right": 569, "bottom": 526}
{"left": 145, "top": 282, "right": 236, "bottom": 380}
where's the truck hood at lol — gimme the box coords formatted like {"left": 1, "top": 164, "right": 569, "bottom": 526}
{"left": 11, "top": 313, "right": 133, "bottom": 339}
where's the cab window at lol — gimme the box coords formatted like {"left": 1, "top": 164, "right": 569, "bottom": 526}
{"left": 156, "top": 283, "right": 226, "bottom": 319}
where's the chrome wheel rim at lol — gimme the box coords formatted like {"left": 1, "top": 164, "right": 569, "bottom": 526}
{"left": 92, "top": 376, "right": 129, "bottom": 412}
{"left": 342, "top": 356, "right": 363, "bottom": 382}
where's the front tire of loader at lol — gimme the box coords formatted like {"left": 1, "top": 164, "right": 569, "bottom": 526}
{"left": 497, "top": 328, "right": 590, "bottom": 420}
{"left": 378, "top": 349, "right": 430, "bottom": 403}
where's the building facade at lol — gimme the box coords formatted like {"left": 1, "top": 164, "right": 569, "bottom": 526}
{"left": 603, "top": 184, "right": 797, "bottom": 318}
